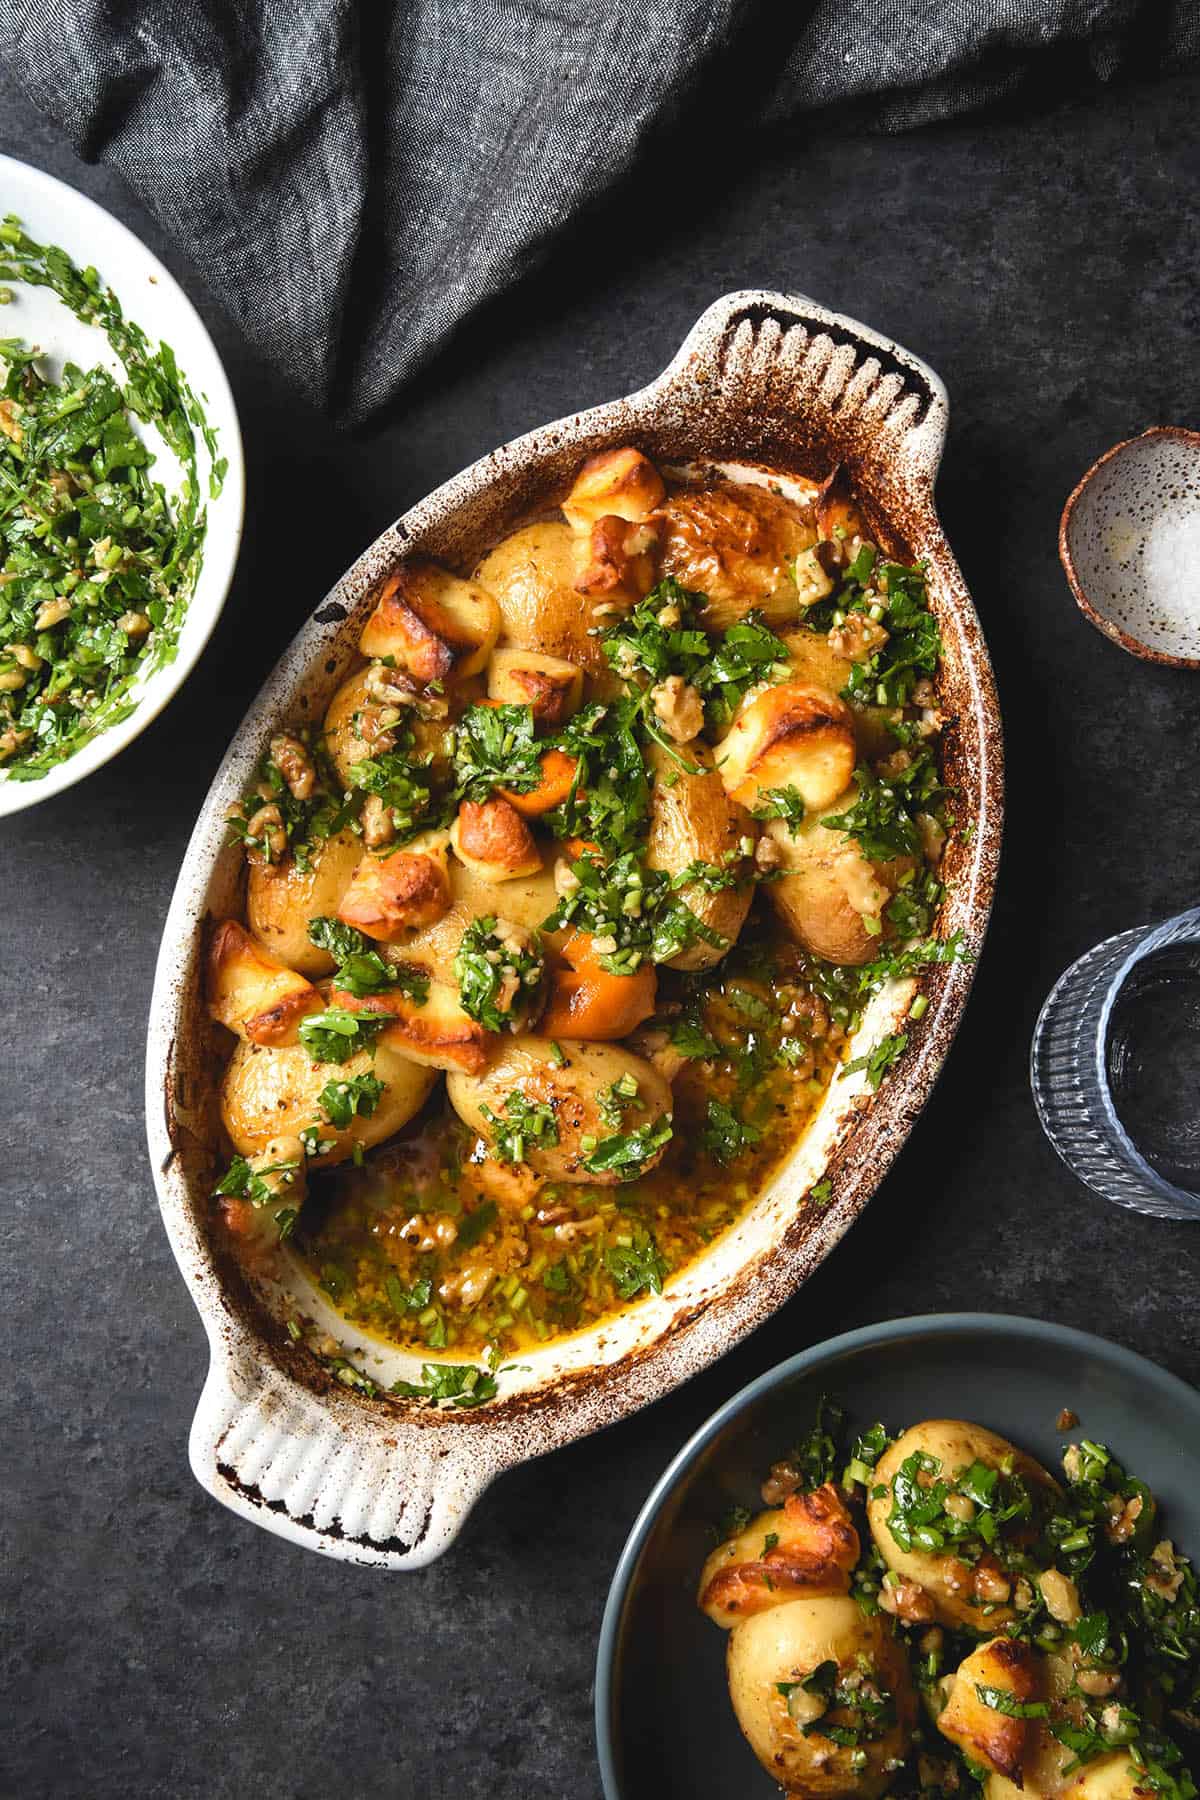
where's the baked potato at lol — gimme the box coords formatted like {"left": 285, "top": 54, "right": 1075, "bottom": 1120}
{"left": 715, "top": 680, "right": 858, "bottom": 814}
{"left": 654, "top": 481, "right": 818, "bottom": 632}
{"left": 390, "top": 856, "right": 563, "bottom": 983}
{"left": 987, "top": 1751, "right": 1156, "bottom": 1800}
{"left": 446, "top": 1036, "right": 672, "bottom": 1184}
{"left": 726, "top": 1595, "right": 916, "bottom": 1799}
{"left": 644, "top": 740, "right": 755, "bottom": 970}
{"left": 698, "top": 1484, "right": 860, "bottom": 1628}
{"left": 936, "top": 1636, "right": 1044, "bottom": 1783}
{"left": 246, "top": 828, "right": 363, "bottom": 975}
{"left": 206, "top": 920, "right": 323, "bottom": 1046}
{"left": 337, "top": 829, "right": 452, "bottom": 939}
{"left": 450, "top": 797, "right": 543, "bottom": 881}
{"left": 765, "top": 796, "right": 914, "bottom": 965}
{"left": 474, "top": 520, "right": 615, "bottom": 676}
{"left": 486, "top": 646, "right": 583, "bottom": 726}
{"left": 867, "top": 1420, "right": 1059, "bottom": 1632}
{"left": 219, "top": 1036, "right": 436, "bottom": 1164}
{"left": 358, "top": 559, "right": 500, "bottom": 682}
{"left": 320, "top": 666, "right": 455, "bottom": 790}
{"left": 329, "top": 974, "right": 491, "bottom": 1075}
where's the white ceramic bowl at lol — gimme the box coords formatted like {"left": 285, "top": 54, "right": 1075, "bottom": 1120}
{"left": 148, "top": 291, "right": 1002, "bottom": 1568}
{"left": 0, "top": 155, "right": 244, "bottom": 816}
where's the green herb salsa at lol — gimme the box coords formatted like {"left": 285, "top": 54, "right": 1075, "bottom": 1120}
{"left": 0, "top": 218, "right": 224, "bottom": 779}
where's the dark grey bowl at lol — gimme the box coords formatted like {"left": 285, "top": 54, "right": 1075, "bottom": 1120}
{"left": 594, "top": 1312, "right": 1200, "bottom": 1800}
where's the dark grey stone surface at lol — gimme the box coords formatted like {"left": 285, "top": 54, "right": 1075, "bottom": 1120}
{"left": 2, "top": 67, "right": 1198, "bottom": 1800}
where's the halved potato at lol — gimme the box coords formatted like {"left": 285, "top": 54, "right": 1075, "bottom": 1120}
{"left": 474, "top": 521, "right": 615, "bottom": 677}
{"left": 329, "top": 976, "right": 490, "bottom": 1074}
{"left": 561, "top": 446, "right": 665, "bottom": 530}
{"left": 645, "top": 740, "right": 754, "bottom": 970}
{"left": 765, "top": 798, "right": 913, "bottom": 966}
{"left": 988, "top": 1751, "right": 1154, "bottom": 1800}
{"left": 358, "top": 559, "right": 500, "bottom": 682}
{"left": 450, "top": 797, "right": 543, "bottom": 881}
{"left": 207, "top": 920, "right": 324, "bottom": 1046}
{"left": 391, "top": 856, "right": 563, "bottom": 981}
{"left": 337, "top": 829, "right": 451, "bottom": 940}
{"left": 716, "top": 680, "right": 857, "bottom": 814}
{"left": 220, "top": 1037, "right": 436, "bottom": 1164}
{"left": 725, "top": 1595, "right": 916, "bottom": 1800}
{"left": 447, "top": 1036, "right": 672, "bottom": 1184}
{"left": 938, "top": 1637, "right": 1044, "bottom": 1783}
{"left": 487, "top": 647, "right": 583, "bottom": 726}
{"left": 698, "top": 1484, "right": 859, "bottom": 1629}
{"left": 247, "top": 828, "right": 363, "bottom": 975}
{"left": 654, "top": 481, "right": 817, "bottom": 631}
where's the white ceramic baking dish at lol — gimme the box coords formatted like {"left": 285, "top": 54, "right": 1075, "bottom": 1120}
{"left": 146, "top": 290, "right": 1002, "bottom": 1568}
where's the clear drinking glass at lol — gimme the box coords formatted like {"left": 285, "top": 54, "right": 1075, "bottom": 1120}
{"left": 1031, "top": 906, "right": 1200, "bottom": 1221}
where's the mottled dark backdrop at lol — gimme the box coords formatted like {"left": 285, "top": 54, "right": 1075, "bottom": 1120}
{"left": 2, "top": 59, "right": 1199, "bottom": 1800}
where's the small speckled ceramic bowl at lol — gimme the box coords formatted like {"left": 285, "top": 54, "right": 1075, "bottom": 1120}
{"left": 594, "top": 1313, "right": 1200, "bottom": 1800}
{"left": 146, "top": 292, "right": 1002, "bottom": 1568}
{"left": 1059, "top": 426, "right": 1200, "bottom": 668}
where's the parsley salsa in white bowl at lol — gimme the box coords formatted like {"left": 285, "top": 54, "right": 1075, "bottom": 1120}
{"left": 0, "top": 155, "right": 243, "bottom": 815}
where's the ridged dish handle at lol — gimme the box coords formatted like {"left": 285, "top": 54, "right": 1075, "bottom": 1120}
{"left": 650, "top": 288, "right": 949, "bottom": 495}
{"left": 189, "top": 1336, "right": 494, "bottom": 1569}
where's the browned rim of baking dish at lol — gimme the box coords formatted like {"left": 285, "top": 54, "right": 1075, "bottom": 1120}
{"left": 145, "top": 290, "right": 1003, "bottom": 1567}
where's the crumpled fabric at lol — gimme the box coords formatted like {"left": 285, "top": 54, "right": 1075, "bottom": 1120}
{"left": 2, "top": 0, "right": 1194, "bottom": 422}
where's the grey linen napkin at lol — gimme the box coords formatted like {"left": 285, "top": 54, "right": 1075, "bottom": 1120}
{"left": 2, "top": 0, "right": 1194, "bottom": 422}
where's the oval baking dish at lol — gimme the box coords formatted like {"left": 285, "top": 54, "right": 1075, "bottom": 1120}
{"left": 146, "top": 291, "right": 1002, "bottom": 1568}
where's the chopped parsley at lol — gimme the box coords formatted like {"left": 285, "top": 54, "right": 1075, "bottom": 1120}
{"left": 308, "top": 916, "right": 429, "bottom": 1004}
{"left": 582, "top": 1116, "right": 673, "bottom": 1175}
{"left": 598, "top": 1071, "right": 642, "bottom": 1129}
{"left": 391, "top": 1362, "right": 499, "bottom": 1408}
{"left": 347, "top": 740, "right": 441, "bottom": 842}
{"left": 604, "top": 1229, "right": 670, "bottom": 1298}
{"left": 752, "top": 784, "right": 806, "bottom": 835}
{"left": 298, "top": 1006, "right": 388, "bottom": 1065}
{"left": 480, "top": 1091, "right": 559, "bottom": 1165}
{"left": 548, "top": 696, "right": 649, "bottom": 855}
{"left": 0, "top": 223, "right": 225, "bottom": 781}
{"left": 541, "top": 849, "right": 726, "bottom": 973}
{"left": 453, "top": 701, "right": 542, "bottom": 801}
{"left": 453, "top": 914, "right": 544, "bottom": 1032}
{"left": 317, "top": 1071, "right": 384, "bottom": 1129}
{"left": 601, "top": 581, "right": 791, "bottom": 731}
{"left": 841, "top": 1032, "right": 908, "bottom": 1090}
{"left": 702, "top": 1098, "right": 762, "bottom": 1166}
{"left": 974, "top": 1685, "right": 1049, "bottom": 1720}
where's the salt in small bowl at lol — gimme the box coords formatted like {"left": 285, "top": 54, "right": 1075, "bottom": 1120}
{"left": 1059, "top": 426, "right": 1200, "bottom": 668}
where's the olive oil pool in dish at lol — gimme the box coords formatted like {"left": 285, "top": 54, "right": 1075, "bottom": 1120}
{"left": 205, "top": 447, "right": 964, "bottom": 1365}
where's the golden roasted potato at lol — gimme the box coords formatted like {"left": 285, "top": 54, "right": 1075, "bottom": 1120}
{"left": 450, "top": 797, "right": 543, "bottom": 882}
{"left": 779, "top": 627, "right": 854, "bottom": 698}
{"left": 486, "top": 647, "right": 583, "bottom": 726}
{"left": 474, "top": 521, "right": 615, "bottom": 677}
{"left": 337, "top": 830, "right": 452, "bottom": 940}
{"left": 561, "top": 446, "right": 665, "bottom": 530}
{"left": 725, "top": 1595, "right": 916, "bottom": 1800}
{"left": 987, "top": 1751, "right": 1156, "bottom": 1800}
{"left": 765, "top": 798, "right": 913, "bottom": 966}
{"left": 358, "top": 559, "right": 500, "bottom": 683}
{"left": 574, "top": 514, "right": 662, "bottom": 605}
{"left": 320, "top": 667, "right": 456, "bottom": 789}
{"left": 206, "top": 920, "right": 324, "bottom": 1046}
{"left": 698, "top": 1484, "right": 859, "bottom": 1629}
{"left": 716, "top": 680, "right": 857, "bottom": 814}
{"left": 654, "top": 481, "right": 817, "bottom": 631}
{"left": 867, "top": 1420, "right": 1059, "bottom": 1633}
{"left": 392, "top": 855, "right": 563, "bottom": 981}
{"left": 246, "top": 828, "right": 363, "bottom": 976}
{"left": 329, "top": 975, "right": 490, "bottom": 1074}
{"left": 446, "top": 1036, "right": 672, "bottom": 1184}
{"left": 644, "top": 740, "right": 754, "bottom": 970}
{"left": 219, "top": 1037, "right": 436, "bottom": 1164}
{"left": 937, "top": 1636, "right": 1044, "bottom": 1784}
